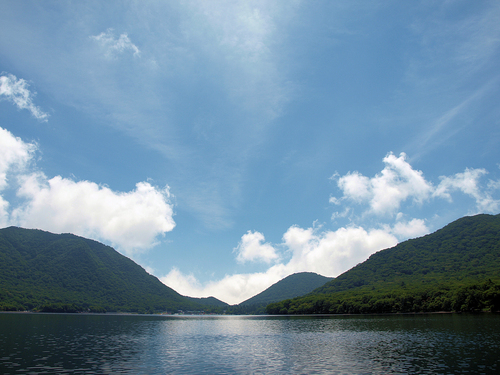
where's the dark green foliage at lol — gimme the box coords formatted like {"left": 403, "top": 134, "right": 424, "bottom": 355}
{"left": 225, "top": 272, "right": 332, "bottom": 314}
{"left": 267, "top": 214, "right": 500, "bottom": 315}
{"left": 0, "top": 227, "right": 220, "bottom": 313}
{"left": 241, "top": 272, "right": 333, "bottom": 306}
{"left": 224, "top": 303, "right": 268, "bottom": 315}
{"left": 266, "top": 280, "right": 500, "bottom": 314}
{"left": 186, "top": 296, "right": 229, "bottom": 307}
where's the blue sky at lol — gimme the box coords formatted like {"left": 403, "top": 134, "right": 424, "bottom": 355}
{"left": 1, "top": 1, "right": 499, "bottom": 304}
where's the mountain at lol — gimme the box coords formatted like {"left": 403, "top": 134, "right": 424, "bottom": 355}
{"left": 187, "top": 296, "right": 229, "bottom": 307}
{"left": 225, "top": 272, "right": 333, "bottom": 314}
{"left": 267, "top": 214, "right": 500, "bottom": 314}
{"left": 0, "top": 226, "right": 225, "bottom": 313}
{"left": 241, "top": 272, "right": 333, "bottom": 306}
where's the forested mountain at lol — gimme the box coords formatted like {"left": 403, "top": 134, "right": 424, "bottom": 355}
{"left": 187, "top": 296, "right": 229, "bottom": 307}
{"left": 227, "top": 272, "right": 333, "bottom": 314}
{"left": 241, "top": 272, "right": 332, "bottom": 306}
{"left": 267, "top": 214, "right": 500, "bottom": 314}
{"left": 3, "top": 213, "right": 499, "bottom": 315}
{"left": 0, "top": 227, "right": 225, "bottom": 313}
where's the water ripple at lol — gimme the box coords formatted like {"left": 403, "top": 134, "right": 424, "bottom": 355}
{"left": 0, "top": 313, "right": 499, "bottom": 374}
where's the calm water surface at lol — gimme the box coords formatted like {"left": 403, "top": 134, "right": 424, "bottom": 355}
{"left": 0, "top": 313, "right": 499, "bottom": 374}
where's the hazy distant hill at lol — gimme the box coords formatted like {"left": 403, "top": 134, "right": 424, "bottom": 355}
{"left": 267, "top": 214, "right": 500, "bottom": 314}
{"left": 187, "top": 296, "right": 229, "bottom": 307}
{"left": 0, "top": 227, "right": 225, "bottom": 313}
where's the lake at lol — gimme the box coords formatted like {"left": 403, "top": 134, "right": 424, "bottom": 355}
{"left": 1, "top": 313, "right": 499, "bottom": 374}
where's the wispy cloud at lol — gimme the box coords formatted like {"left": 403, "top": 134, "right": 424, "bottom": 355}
{"left": 0, "top": 73, "right": 49, "bottom": 121}
{"left": 434, "top": 168, "right": 500, "bottom": 213}
{"left": 407, "top": 77, "right": 500, "bottom": 158}
{"left": 182, "top": 0, "right": 297, "bottom": 120}
{"left": 409, "top": 2, "right": 500, "bottom": 80}
{"left": 90, "top": 28, "right": 141, "bottom": 58}
{"left": 397, "top": 2, "right": 500, "bottom": 160}
{"left": 1, "top": 3, "right": 301, "bottom": 232}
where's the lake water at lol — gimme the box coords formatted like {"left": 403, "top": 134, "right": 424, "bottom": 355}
{"left": 1, "top": 313, "right": 499, "bottom": 374}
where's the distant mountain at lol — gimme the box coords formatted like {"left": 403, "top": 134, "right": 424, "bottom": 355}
{"left": 241, "top": 272, "right": 333, "bottom": 306}
{"left": 186, "top": 296, "right": 229, "bottom": 307}
{"left": 225, "top": 272, "right": 332, "bottom": 314}
{"left": 267, "top": 214, "right": 500, "bottom": 314}
{"left": 0, "top": 227, "right": 224, "bottom": 313}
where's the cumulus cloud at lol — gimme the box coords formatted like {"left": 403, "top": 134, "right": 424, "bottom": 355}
{"left": 161, "top": 265, "right": 286, "bottom": 305}
{"left": 163, "top": 151, "right": 499, "bottom": 304}
{"left": 13, "top": 175, "right": 174, "bottom": 254}
{"left": 0, "top": 126, "right": 175, "bottom": 254}
{"left": 0, "top": 127, "right": 37, "bottom": 226}
{"left": 390, "top": 218, "right": 429, "bottom": 239}
{"left": 234, "top": 230, "right": 278, "bottom": 263}
{"left": 162, "top": 224, "right": 397, "bottom": 304}
{"left": 336, "top": 152, "right": 433, "bottom": 216}
{"left": 0, "top": 127, "right": 36, "bottom": 190}
{"left": 282, "top": 225, "right": 397, "bottom": 277}
{"left": 434, "top": 168, "right": 500, "bottom": 212}
{"left": 0, "top": 196, "right": 9, "bottom": 228}
{"left": 0, "top": 74, "right": 49, "bottom": 121}
{"left": 91, "top": 28, "right": 141, "bottom": 58}
{"left": 333, "top": 152, "right": 500, "bottom": 217}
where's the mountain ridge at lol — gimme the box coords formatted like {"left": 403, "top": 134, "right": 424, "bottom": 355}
{"left": 267, "top": 214, "right": 500, "bottom": 314}
{"left": 241, "top": 272, "right": 332, "bottom": 306}
{"left": 225, "top": 272, "right": 332, "bottom": 314}
{"left": 0, "top": 226, "right": 226, "bottom": 313}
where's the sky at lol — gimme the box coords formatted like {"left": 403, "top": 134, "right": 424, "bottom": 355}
{"left": 1, "top": 1, "right": 499, "bottom": 305}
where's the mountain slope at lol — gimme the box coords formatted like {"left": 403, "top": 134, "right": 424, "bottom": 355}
{"left": 267, "top": 214, "right": 500, "bottom": 314}
{"left": 315, "top": 214, "right": 500, "bottom": 294}
{"left": 223, "top": 272, "right": 332, "bottom": 314}
{"left": 0, "top": 227, "right": 222, "bottom": 313}
{"left": 241, "top": 272, "right": 333, "bottom": 306}
{"left": 187, "top": 296, "right": 229, "bottom": 307}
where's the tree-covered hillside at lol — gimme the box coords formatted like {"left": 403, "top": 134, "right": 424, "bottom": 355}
{"left": 240, "top": 272, "right": 332, "bottom": 306}
{"left": 227, "top": 272, "right": 333, "bottom": 314}
{"left": 0, "top": 227, "right": 223, "bottom": 313}
{"left": 267, "top": 214, "right": 500, "bottom": 314}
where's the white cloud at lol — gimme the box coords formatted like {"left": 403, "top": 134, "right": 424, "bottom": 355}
{"left": 0, "top": 74, "right": 49, "bottom": 121}
{"left": 338, "top": 152, "right": 433, "bottom": 216}
{"left": 162, "top": 223, "right": 397, "bottom": 305}
{"left": 183, "top": 0, "right": 296, "bottom": 119}
{"left": 162, "top": 265, "right": 287, "bottom": 305}
{"left": 336, "top": 171, "right": 371, "bottom": 203}
{"left": 334, "top": 152, "right": 500, "bottom": 217}
{"left": 0, "top": 197, "right": 9, "bottom": 228}
{"left": 91, "top": 29, "right": 141, "bottom": 58}
{"left": 163, "top": 151, "right": 500, "bottom": 304}
{"left": 234, "top": 230, "right": 278, "bottom": 263}
{"left": 0, "top": 127, "right": 36, "bottom": 190}
{"left": 0, "top": 127, "right": 36, "bottom": 227}
{"left": 282, "top": 225, "right": 397, "bottom": 277}
{"left": 12, "top": 175, "right": 174, "bottom": 254}
{"left": 0, "top": 126, "right": 175, "bottom": 254}
{"left": 434, "top": 168, "right": 500, "bottom": 213}
{"left": 391, "top": 218, "right": 429, "bottom": 239}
